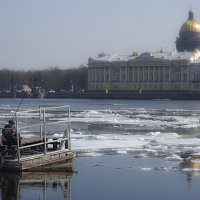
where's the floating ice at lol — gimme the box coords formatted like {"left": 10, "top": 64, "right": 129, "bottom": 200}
{"left": 116, "top": 150, "right": 127, "bottom": 154}
{"left": 165, "top": 154, "right": 183, "bottom": 161}
{"left": 141, "top": 167, "right": 152, "bottom": 171}
{"left": 2, "top": 104, "right": 200, "bottom": 161}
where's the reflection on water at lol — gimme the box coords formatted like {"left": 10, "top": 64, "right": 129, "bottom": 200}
{"left": 0, "top": 172, "right": 20, "bottom": 200}
{"left": 179, "top": 160, "right": 200, "bottom": 187}
{"left": 0, "top": 172, "right": 72, "bottom": 200}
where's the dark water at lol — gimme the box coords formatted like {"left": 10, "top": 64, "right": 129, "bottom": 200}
{"left": 1, "top": 99, "right": 200, "bottom": 200}
{"left": 1, "top": 98, "right": 200, "bottom": 111}
{"left": 72, "top": 155, "right": 200, "bottom": 200}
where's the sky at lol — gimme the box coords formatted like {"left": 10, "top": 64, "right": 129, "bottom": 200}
{"left": 0, "top": 0, "right": 200, "bottom": 70}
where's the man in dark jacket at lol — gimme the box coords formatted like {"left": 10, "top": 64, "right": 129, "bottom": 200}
{"left": 2, "top": 120, "right": 18, "bottom": 147}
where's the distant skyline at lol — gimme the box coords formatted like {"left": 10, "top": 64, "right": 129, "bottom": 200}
{"left": 0, "top": 0, "right": 200, "bottom": 70}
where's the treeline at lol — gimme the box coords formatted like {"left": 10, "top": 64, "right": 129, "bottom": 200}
{"left": 0, "top": 66, "right": 88, "bottom": 92}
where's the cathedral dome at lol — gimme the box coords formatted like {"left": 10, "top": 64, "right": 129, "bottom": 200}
{"left": 176, "top": 10, "right": 200, "bottom": 52}
{"left": 180, "top": 20, "right": 200, "bottom": 33}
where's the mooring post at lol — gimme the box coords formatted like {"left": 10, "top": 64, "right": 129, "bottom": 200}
{"left": 43, "top": 108, "right": 47, "bottom": 155}
{"left": 39, "top": 106, "right": 43, "bottom": 139}
{"left": 16, "top": 112, "right": 21, "bottom": 161}
{"left": 68, "top": 106, "right": 71, "bottom": 150}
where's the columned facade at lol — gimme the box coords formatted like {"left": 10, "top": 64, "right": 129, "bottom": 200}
{"left": 88, "top": 52, "right": 195, "bottom": 92}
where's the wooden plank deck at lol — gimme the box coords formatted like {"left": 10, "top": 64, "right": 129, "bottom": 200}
{"left": 2, "top": 151, "right": 73, "bottom": 172}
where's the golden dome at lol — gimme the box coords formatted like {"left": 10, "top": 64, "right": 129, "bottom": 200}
{"left": 180, "top": 20, "right": 200, "bottom": 33}
{"left": 180, "top": 10, "right": 200, "bottom": 33}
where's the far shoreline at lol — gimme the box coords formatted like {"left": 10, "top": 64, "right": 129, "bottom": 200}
{"left": 1, "top": 90, "right": 200, "bottom": 100}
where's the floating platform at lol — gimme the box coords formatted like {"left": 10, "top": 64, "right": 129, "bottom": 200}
{"left": 1, "top": 149, "right": 73, "bottom": 172}
{"left": 0, "top": 105, "right": 73, "bottom": 172}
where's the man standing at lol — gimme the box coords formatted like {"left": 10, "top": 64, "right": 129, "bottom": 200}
{"left": 2, "top": 120, "right": 17, "bottom": 147}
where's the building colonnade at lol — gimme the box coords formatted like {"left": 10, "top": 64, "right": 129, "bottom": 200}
{"left": 88, "top": 62, "right": 190, "bottom": 91}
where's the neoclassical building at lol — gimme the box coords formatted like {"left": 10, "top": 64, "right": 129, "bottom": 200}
{"left": 88, "top": 10, "right": 200, "bottom": 93}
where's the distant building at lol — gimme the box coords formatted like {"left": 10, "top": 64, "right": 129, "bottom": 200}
{"left": 88, "top": 10, "right": 200, "bottom": 93}
{"left": 31, "top": 87, "right": 45, "bottom": 98}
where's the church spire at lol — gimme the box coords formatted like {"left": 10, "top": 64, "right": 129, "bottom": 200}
{"left": 188, "top": 9, "right": 194, "bottom": 20}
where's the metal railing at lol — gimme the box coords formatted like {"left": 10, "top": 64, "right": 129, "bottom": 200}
{"left": 15, "top": 105, "right": 71, "bottom": 162}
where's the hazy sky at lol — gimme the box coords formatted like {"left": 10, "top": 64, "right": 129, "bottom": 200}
{"left": 0, "top": 0, "right": 200, "bottom": 70}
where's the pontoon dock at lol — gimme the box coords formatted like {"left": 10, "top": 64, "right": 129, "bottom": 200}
{"left": 0, "top": 105, "right": 73, "bottom": 172}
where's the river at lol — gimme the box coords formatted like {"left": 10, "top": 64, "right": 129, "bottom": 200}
{"left": 1, "top": 98, "right": 200, "bottom": 200}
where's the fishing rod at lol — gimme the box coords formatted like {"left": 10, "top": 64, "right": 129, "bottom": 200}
{"left": 12, "top": 98, "right": 24, "bottom": 121}
{"left": 11, "top": 80, "right": 31, "bottom": 121}
{"left": 16, "top": 98, "right": 23, "bottom": 113}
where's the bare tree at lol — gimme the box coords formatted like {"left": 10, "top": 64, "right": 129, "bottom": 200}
{"left": 0, "top": 65, "right": 88, "bottom": 92}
